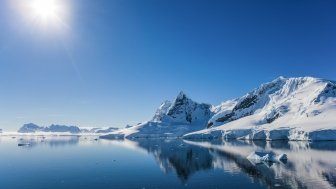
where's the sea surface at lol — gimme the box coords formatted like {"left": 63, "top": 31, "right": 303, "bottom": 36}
{"left": 0, "top": 136, "right": 335, "bottom": 189}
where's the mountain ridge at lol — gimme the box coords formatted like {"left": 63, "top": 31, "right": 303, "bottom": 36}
{"left": 102, "top": 76, "right": 336, "bottom": 141}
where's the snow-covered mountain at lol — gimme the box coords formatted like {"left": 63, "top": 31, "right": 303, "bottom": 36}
{"left": 18, "top": 123, "right": 119, "bottom": 134}
{"left": 155, "top": 92, "right": 213, "bottom": 124}
{"left": 101, "top": 92, "right": 213, "bottom": 139}
{"left": 44, "top": 124, "right": 81, "bottom": 133}
{"left": 102, "top": 76, "right": 336, "bottom": 141}
{"left": 18, "top": 123, "right": 44, "bottom": 133}
{"left": 18, "top": 123, "right": 81, "bottom": 134}
{"left": 185, "top": 76, "right": 336, "bottom": 141}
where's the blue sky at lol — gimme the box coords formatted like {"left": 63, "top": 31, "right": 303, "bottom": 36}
{"left": 0, "top": 0, "right": 335, "bottom": 130}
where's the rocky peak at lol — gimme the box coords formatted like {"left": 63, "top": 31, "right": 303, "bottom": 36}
{"left": 166, "top": 92, "right": 212, "bottom": 124}
{"left": 176, "top": 91, "right": 187, "bottom": 99}
{"left": 151, "top": 92, "right": 213, "bottom": 124}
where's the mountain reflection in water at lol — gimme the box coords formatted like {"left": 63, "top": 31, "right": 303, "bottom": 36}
{"left": 120, "top": 138, "right": 336, "bottom": 189}
{"left": 1, "top": 136, "right": 335, "bottom": 189}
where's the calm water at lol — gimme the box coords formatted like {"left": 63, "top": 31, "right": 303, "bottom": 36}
{"left": 0, "top": 136, "right": 336, "bottom": 189}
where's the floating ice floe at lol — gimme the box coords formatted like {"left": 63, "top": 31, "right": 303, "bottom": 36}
{"left": 247, "top": 151, "right": 287, "bottom": 163}
{"left": 18, "top": 143, "right": 31, "bottom": 146}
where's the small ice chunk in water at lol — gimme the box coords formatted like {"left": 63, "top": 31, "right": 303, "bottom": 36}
{"left": 247, "top": 151, "right": 287, "bottom": 162}
{"left": 18, "top": 143, "right": 30, "bottom": 146}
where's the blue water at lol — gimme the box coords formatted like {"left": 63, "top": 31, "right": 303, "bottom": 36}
{"left": 0, "top": 136, "right": 335, "bottom": 189}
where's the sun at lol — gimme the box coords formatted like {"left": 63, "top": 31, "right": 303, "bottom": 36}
{"left": 11, "top": 0, "right": 70, "bottom": 34}
{"left": 31, "top": 0, "right": 59, "bottom": 21}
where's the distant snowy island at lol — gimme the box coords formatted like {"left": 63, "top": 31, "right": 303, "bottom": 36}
{"left": 101, "top": 76, "right": 336, "bottom": 141}
{"left": 16, "top": 123, "right": 120, "bottom": 135}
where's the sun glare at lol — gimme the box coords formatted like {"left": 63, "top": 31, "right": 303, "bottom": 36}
{"left": 31, "top": 0, "right": 60, "bottom": 22}
{"left": 33, "top": 0, "right": 56, "bottom": 18}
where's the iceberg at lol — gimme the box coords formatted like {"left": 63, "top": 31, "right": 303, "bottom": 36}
{"left": 247, "top": 151, "right": 287, "bottom": 162}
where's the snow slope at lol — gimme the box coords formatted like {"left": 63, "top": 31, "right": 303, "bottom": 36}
{"left": 208, "top": 99, "right": 238, "bottom": 128}
{"left": 100, "top": 92, "right": 213, "bottom": 139}
{"left": 184, "top": 77, "right": 336, "bottom": 141}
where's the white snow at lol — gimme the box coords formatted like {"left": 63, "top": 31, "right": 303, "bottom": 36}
{"left": 208, "top": 99, "right": 238, "bottom": 127}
